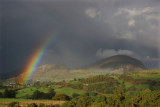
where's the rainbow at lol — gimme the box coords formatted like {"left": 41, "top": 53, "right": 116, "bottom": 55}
{"left": 21, "top": 33, "right": 56, "bottom": 84}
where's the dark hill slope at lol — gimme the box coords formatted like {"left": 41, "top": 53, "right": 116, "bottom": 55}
{"left": 87, "top": 55, "right": 146, "bottom": 72}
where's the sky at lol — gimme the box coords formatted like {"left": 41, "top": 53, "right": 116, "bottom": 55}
{"left": 0, "top": 0, "right": 160, "bottom": 76}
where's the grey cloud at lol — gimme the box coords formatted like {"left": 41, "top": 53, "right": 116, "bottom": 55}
{"left": 1, "top": 0, "right": 160, "bottom": 74}
{"left": 85, "top": 7, "right": 102, "bottom": 19}
{"left": 96, "top": 49, "right": 136, "bottom": 58}
{"left": 115, "top": 7, "right": 155, "bottom": 18}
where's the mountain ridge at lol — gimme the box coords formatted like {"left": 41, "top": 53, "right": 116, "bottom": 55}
{"left": 85, "top": 55, "right": 146, "bottom": 72}
{"left": 15, "top": 55, "right": 146, "bottom": 83}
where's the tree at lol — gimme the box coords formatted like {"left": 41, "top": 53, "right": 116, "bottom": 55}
{"left": 76, "top": 95, "right": 95, "bottom": 107}
{"left": 0, "top": 92, "right": 3, "bottom": 98}
{"left": 31, "top": 88, "right": 56, "bottom": 99}
{"left": 52, "top": 93, "right": 70, "bottom": 101}
{"left": 32, "top": 90, "right": 42, "bottom": 99}
{"left": 44, "top": 88, "right": 56, "bottom": 99}
{"left": 3, "top": 88, "right": 16, "bottom": 98}
{"left": 72, "top": 93, "right": 80, "bottom": 98}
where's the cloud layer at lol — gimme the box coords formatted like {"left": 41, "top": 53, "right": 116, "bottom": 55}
{"left": 96, "top": 49, "right": 135, "bottom": 58}
{"left": 1, "top": 0, "right": 160, "bottom": 74}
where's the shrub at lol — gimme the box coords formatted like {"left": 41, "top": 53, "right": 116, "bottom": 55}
{"left": 0, "top": 92, "right": 3, "bottom": 98}
{"left": 72, "top": 93, "right": 80, "bottom": 98}
{"left": 32, "top": 90, "right": 42, "bottom": 99}
{"left": 3, "top": 88, "right": 16, "bottom": 98}
{"left": 31, "top": 89, "right": 56, "bottom": 99}
{"left": 52, "top": 93, "right": 70, "bottom": 101}
{"left": 45, "top": 88, "right": 56, "bottom": 99}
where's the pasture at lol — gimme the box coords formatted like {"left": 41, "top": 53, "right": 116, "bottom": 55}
{"left": 55, "top": 87, "right": 85, "bottom": 96}
{"left": 16, "top": 87, "right": 50, "bottom": 98}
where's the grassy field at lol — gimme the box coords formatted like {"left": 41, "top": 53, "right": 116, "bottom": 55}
{"left": 16, "top": 85, "right": 85, "bottom": 98}
{"left": 135, "top": 84, "right": 150, "bottom": 89}
{"left": 124, "top": 70, "right": 160, "bottom": 90}
{"left": 130, "top": 70, "right": 160, "bottom": 81}
{"left": 0, "top": 98, "right": 32, "bottom": 102}
{"left": 55, "top": 87, "right": 85, "bottom": 96}
{"left": 131, "top": 74, "right": 160, "bottom": 81}
{"left": 124, "top": 82, "right": 133, "bottom": 89}
{"left": 152, "top": 86, "right": 160, "bottom": 90}
{"left": 16, "top": 87, "right": 50, "bottom": 98}
{"left": 68, "top": 81, "right": 82, "bottom": 85}
{"left": 126, "top": 91, "right": 140, "bottom": 96}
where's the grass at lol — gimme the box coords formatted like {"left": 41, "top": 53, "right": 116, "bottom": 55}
{"left": 144, "top": 78, "right": 160, "bottom": 81}
{"left": 0, "top": 98, "right": 31, "bottom": 102}
{"left": 135, "top": 84, "right": 150, "bottom": 89}
{"left": 126, "top": 91, "right": 140, "bottom": 96}
{"left": 16, "top": 87, "right": 50, "bottom": 98}
{"left": 0, "top": 89, "right": 4, "bottom": 93}
{"left": 69, "top": 81, "right": 82, "bottom": 85}
{"left": 130, "top": 70, "right": 160, "bottom": 81}
{"left": 16, "top": 84, "right": 85, "bottom": 98}
{"left": 117, "top": 80, "right": 133, "bottom": 89}
{"left": 117, "top": 80, "right": 123, "bottom": 84}
{"left": 52, "top": 85, "right": 63, "bottom": 89}
{"left": 55, "top": 87, "right": 85, "bottom": 96}
{"left": 152, "top": 86, "right": 160, "bottom": 90}
{"left": 124, "top": 82, "right": 133, "bottom": 89}
{"left": 131, "top": 74, "right": 160, "bottom": 81}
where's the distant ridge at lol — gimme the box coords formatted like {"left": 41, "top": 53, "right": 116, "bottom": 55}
{"left": 12, "top": 55, "right": 146, "bottom": 83}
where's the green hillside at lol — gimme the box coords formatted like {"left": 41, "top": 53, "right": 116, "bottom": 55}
{"left": 1, "top": 69, "right": 160, "bottom": 106}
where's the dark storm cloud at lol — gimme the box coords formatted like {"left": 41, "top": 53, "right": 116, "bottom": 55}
{"left": 1, "top": 0, "right": 160, "bottom": 75}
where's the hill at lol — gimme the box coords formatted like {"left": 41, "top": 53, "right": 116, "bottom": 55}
{"left": 86, "top": 55, "right": 146, "bottom": 72}
{"left": 16, "top": 55, "right": 146, "bottom": 83}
